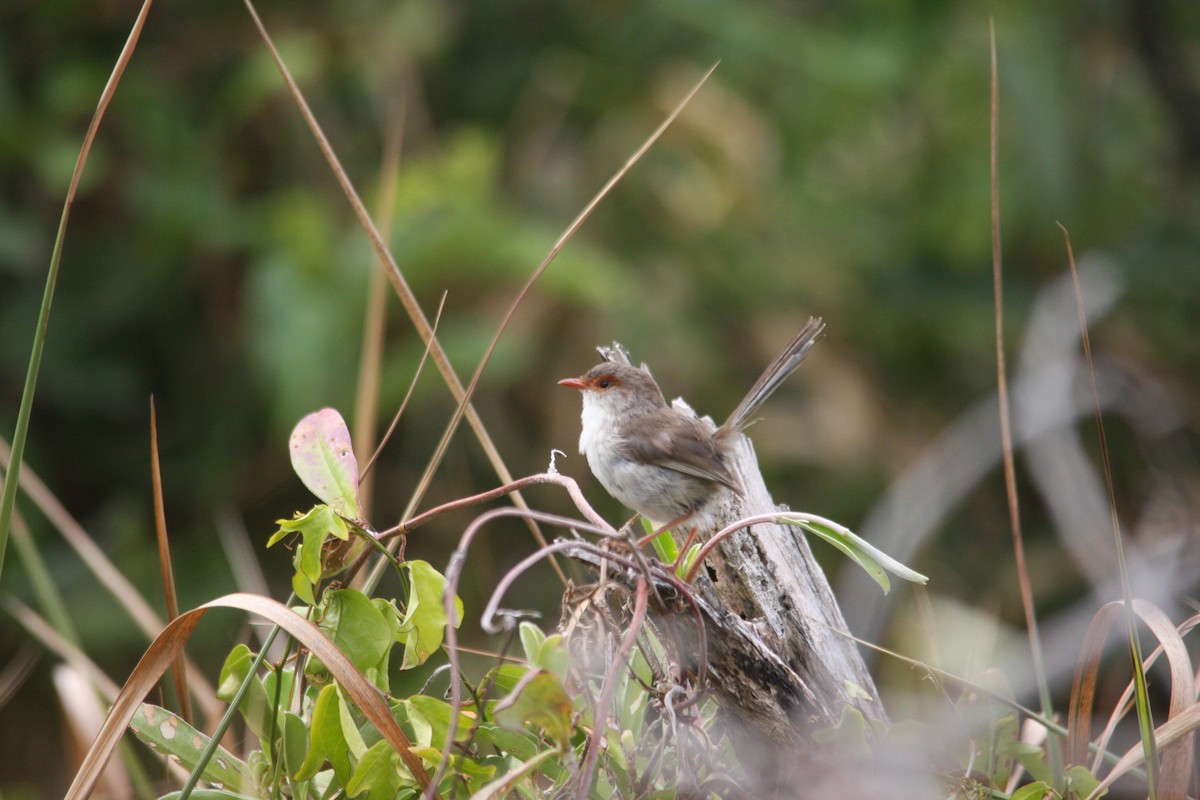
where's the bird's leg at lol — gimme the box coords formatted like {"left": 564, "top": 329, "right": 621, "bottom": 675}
{"left": 671, "top": 526, "right": 700, "bottom": 571}
{"left": 636, "top": 510, "right": 696, "bottom": 549}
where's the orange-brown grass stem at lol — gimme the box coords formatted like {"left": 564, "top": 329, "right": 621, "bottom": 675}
{"left": 149, "top": 398, "right": 190, "bottom": 724}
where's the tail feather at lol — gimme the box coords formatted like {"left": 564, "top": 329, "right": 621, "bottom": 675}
{"left": 724, "top": 317, "right": 826, "bottom": 433}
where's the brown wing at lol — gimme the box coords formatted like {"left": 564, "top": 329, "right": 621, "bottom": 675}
{"left": 620, "top": 409, "right": 739, "bottom": 491}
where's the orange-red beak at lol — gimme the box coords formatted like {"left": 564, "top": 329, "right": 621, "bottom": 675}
{"left": 558, "top": 377, "right": 586, "bottom": 390}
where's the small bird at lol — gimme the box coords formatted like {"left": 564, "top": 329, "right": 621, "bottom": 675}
{"left": 559, "top": 317, "right": 826, "bottom": 533}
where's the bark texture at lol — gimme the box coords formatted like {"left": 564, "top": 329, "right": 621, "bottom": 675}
{"left": 692, "top": 430, "right": 886, "bottom": 739}
{"left": 564, "top": 415, "right": 886, "bottom": 756}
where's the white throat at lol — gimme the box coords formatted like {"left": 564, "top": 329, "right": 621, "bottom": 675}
{"left": 577, "top": 395, "right": 608, "bottom": 457}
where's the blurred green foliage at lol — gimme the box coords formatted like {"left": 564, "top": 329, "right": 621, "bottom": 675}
{"left": 2, "top": 0, "right": 1199, "bottom": 795}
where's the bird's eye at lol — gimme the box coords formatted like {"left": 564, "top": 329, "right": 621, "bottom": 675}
{"left": 598, "top": 378, "right": 612, "bottom": 389}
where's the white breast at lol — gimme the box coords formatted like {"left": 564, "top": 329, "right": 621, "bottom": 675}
{"left": 577, "top": 395, "right": 607, "bottom": 457}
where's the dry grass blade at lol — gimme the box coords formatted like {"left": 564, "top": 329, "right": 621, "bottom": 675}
{"left": 1086, "top": 602, "right": 1194, "bottom": 795}
{"left": 0, "top": 644, "right": 39, "bottom": 708}
{"left": 353, "top": 102, "right": 406, "bottom": 512}
{"left": 1130, "top": 603, "right": 1195, "bottom": 797}
{"left": 989, "top": 17, "right": 1052, "bottom": 718}
{"left": 1088, "top": 702, "right": 1200, "bottom": 800}
{"left": 242, "top": 0, "right": 718, "bottom": 588}
{"left": 65, "top": 593, "right": 440, "bottom": 800}
{"left": 1069, "top": 599, "right": 1196, "bottom": 798}
{"left": 65, "top": 607, "right": 202, "bottom": 800}
{"left": 55, "top": 664, "right": 133, "bottom": 799}
{"left": 237, "top": 0, "right": 548, "bottom": 565}
{"left": 149, "top": 398, "right": 190, "bottom": 724}
{"left": 355, "top": 293, "right": 447, "bottom": 592}
{"left": 360, "top": 291, "right": 447, "bottom": 482}
{"left": 1058, "top": 223, "right": 1159, "bottom": 795}
{"left": 1067, "top": 601, "right": 1121, "bottom": 769}
{"left": 0, "top": 437, "right": 223, "bottom": 722}
{"left": 6, "top": 498, "right": 78, "bottom": 643}
{"left": 5, "top": 597, "right": 121, "bottom": 702}
{"left": 407, "top": 61, "right": 722, "bottom": 542}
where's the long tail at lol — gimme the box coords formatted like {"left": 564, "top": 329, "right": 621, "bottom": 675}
{"left": 723, "top": 316, "right": 826, "bottom": 433}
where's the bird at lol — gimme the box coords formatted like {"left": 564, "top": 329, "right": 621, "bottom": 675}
{"left": 558, "top": 317, "right": 825, "bottom": 535}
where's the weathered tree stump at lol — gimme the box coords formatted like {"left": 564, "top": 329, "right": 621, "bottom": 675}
{"left": 562, "top": 408, "right": 886, "bottom": 792}
{"left": 690, "top": 430, "right": 886, "bottom": 734}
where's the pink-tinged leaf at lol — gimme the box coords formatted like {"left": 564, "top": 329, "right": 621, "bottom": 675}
{"left": 289, "top": 409, "right": 361, "bottom": 518}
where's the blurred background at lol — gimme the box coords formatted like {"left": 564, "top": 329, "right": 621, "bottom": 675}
{"left": 2, "top": 0, "right": 1199, "bottom": 795}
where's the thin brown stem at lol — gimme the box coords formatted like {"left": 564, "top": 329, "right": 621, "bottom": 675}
{"left": 1058, "top": 223, "right": 1159, "bottom": 795}
{"left": 149, "top": 398, "right": 190, "bottom": 724}
{"left": 239, "top": 0, "right": 556, "bottom": 585}
{"left": 989, "top": 18, "right": 1052, "bottom": 722}
{"left": 354, "top": 102, "right": 406, "bottom": 510}
{"left": 404, "top": 62, "right": 720, "bottom": 586}
{"left": 574, "top": 578, "right": 649, "bottom": 800}
{"left": 434, "top": 507, "right": 615, "bottom": 800}
{"left": 359, "top": 291, "right": 447, "bottom": 480}
{"left": 392, "top": 472, "right": 611, "bottom": 540}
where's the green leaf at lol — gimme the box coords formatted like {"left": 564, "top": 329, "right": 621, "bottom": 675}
{"left": 606, "top": 726, "right": 632, "bottom": 785}
{"left": 447, "top": 751, "right": 497, "bottom": 786}
{"left": 399, "top": 695, "right": 475, "bottom": 750}
{"left": 399, "top": 560, "right": 463, "bottom": 669}
{"left": 367, "top": 597, "right": 401, "bottom": 685}
{"left": 486, "top": 663, "right": 529, "bottom": 693}
{"left": 296, "top": 684, "right": 352, "bottom": 784}
{"left": 271, "top": 505, "right": 351, "bottom": 603}
{"left": 1010, "top": 781, "right": 1056, "bottom": 800}
{"left": 615, "top": 667, "right": 648, "bottom": 734}
{"left": 518, "top": 622, "right": 568, "bottom": 679}
{"left": 1065, "top": 765, "right": 1104, "bottom": 799}
{"left": 1001, "top": 740, "right": 1055, "bottom": 787}
{"left": 471, "top": 746, "right": 563, "bottom": 799}
{"left": 474, "top": 724, "right": 541, "bottom": 763}
{"left": 281, "top": 711, "right": 309, "bottom": 781}
{"left": 345, "top": 739, "right": 410, "bottom": 800}
{"left": 289, "top": 408, "right": 361, "bottom": 518}
{"left": 129, "top": 703, "right": 249, "bottom": 791}
{"left": 987, "top": 713, "right": 1018, "bottom": 789}
{"left": 216, "top": 645, "right": 271, "bottom": 740}
{"left": 676, "top": 542, "right": 701, "bottom": 579}
{"left": 642, "top": 516, "right": 677, "bottom": 563}
{"left": 263, "top": 664, "right": 297, "bottom": 716}
{"left": 811, "top": 706, "right": 870, "bottom": 758}
{"left": 272, "top": 504, "right": 351, "bottom": 546}
{"left": 785, "top": 516, "right": 929, "bottom": 593}
{"left": 518, "top": 621, "right": 545, "bottom": 664}
{"left": 158, "top": 792, "right": 260, "bottom": 800}
{"left": 337, "top": 685, "right": 369, "bottom": 759}
{"left": 842, "top": 680, "right": 873, "bottom": 702}
{"left": 394, "top": 696, "right": 433, "bottom": 747}
{"left": 496, "top": 670, "right": 574, "bottom": 748}
{"left": 535, "top": 634, "right": 569, "bottom": 680}
{"left": 292, "top": 569, "right": 316, "bottom": 606}
{"left": 322, "top": 588, "right": 393, "bottom": 674}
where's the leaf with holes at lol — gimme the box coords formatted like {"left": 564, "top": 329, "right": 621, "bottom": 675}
{"left": 289, "top": 408, "right": 361, "bottom": 518}
{"left": 129, "top": 703, "right": 249, "bottom": 791}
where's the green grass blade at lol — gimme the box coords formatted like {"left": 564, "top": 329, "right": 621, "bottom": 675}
{"left": 0, "top": 0, "right": 154, "bottom": 584}
{"left": 0, "top": 223, "right": 64, "bottom": 583}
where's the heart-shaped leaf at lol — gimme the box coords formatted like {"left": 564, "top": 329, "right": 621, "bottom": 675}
{"left": 289, "top": 409, "right": 361, "bottom": 518}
